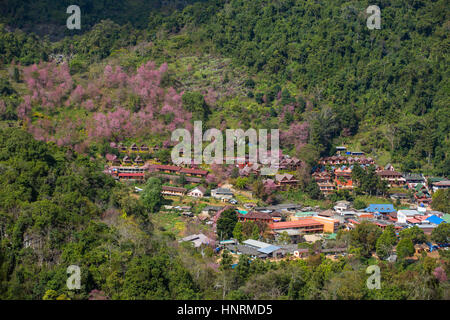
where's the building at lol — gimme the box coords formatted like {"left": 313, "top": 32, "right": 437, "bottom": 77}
{"left": 109, "top": 166, "right": 146, "bottom": 181}
{"left": 152, "top": 164, "right": 182, "bottom": 174}
{"left": 376, "top": 170, "right": 406, "bottom": 187}
{"left": 274, "top": 173, "right": 299, "bottom": 189}
{"left": 417, "top": 223, "right": 438, "bottom": 235}
{"left": 310, "top": 216, "right": 339, "bottom": 233}
{"left": 414, "top": 187, "right": 432, "bottom": 206}
{"left": 239, "top": 163, "right": 261, "bottom": 176}
{"left": 134, "top": 155, "right": 144, "bottom": 166}
{"left": 432, "top": 180, "right": 450, "bottom": 193}
{"left": 161, "top": 186, "right": 187, "bottom": 196}
{"left": 269, "top": 219, "right": 324, "bottom": 235}
{"left": 397, "top": 210, "right": 420, "bottom": 224}
{"left": 279, "top": 156, "right": 301, "bottom": 170}
{"left": 334, "top": 167, "right": 352, "bottom": 179}
{"left": 335, "top": 177, "right": 353, "bottom": 191}
{"left": 122, "top": 155, "right": 132, "bottom": 165}
{"left": 365, "top": 204, "right": 395, "bottom": 214}
{"left": 211, "top": 188, "right": 234, "bottom": 199}
{"left": 406, "top": 215, "right": 429, "bottom": 225}
{"left": 202, "top": 206, "right": 224, "bottom": 215}
{"left": 313, "top": 171, "right": 335, "bottom": 195}
{"left": 118, "top": 143, "right": 128, "bottom": 152}
{"left": 130, "top": 143, "right": 139, "bottom": 152}
{"left": 403, "top": 173, "right": 425, "bottom": 187}
{"left": 237, "top": 211, "right": 273, "bottom": 224}
{"left": 318, "top": 156, "right": 374, "bottom": 166}
{"left": 241, "top": 239, "right": 284, "bottom": 259}
{"left": 255, "top": 204, "right": 303, "bottom": 213}
{"left": 180, "top": 167, "right": 209, "bottom": 177}
{"left": 336, "top": 146, "right": 347, "bottom": 155}
{"left": 334, "top": 167, "right": 353, "bottom": 191}
{"left": 187, "top": 186, "right": 207, "bottom": 198}
{"left": 334, "top": 200, "right": 351, "bottom": 214}
{"left": 140, "top": 144, "right": 150, "bottom": 152}
{"left": 426, "top": 215, "right": 445, "bottom": 225}
{"left": 179, "top": 233, "right": 215, "bottom": 248}
{"left": 390, "top": 193, "right": 410, "bottom": 202}
{"left": 158, "top": 173, "right": 202, "bottom": 184}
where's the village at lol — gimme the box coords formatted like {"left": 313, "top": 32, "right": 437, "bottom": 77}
{"left": 102, "top": 143, "right": 450, "bottom": 264}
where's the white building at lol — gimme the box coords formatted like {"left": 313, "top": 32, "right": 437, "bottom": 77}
{"left": 397, "top": 210, "right": 420, "bottom": 224}
{"left": 334, "top": 200, "right": 351, "bottom": 214}
{"left": 211, "top": 188, "right": 234, "bottom": 200}
{"left": 187, "top": 186, "right": 206, "bottom": 198}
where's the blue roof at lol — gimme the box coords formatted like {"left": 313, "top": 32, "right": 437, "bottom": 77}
{"left": 365, "top": 204, "right": 395, "bottom": 213}
{"left": 257, "top": 245, "right": 281, "bottom": 254}
{"left": 426, "top": 215, "right": 444, "bottom": 225}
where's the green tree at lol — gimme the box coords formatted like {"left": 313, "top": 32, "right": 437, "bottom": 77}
{"left": 431, "top": 223, "right": 450, "bottom": 244}
{"left": 232, "top": 222, "right": 244, "bottom": 242}
{"left": 234, "top": 177, "right": 248, "bottom": 190}
{"left": 278, "top": 231, "right": 291, "bottom": 245}
{"left": 431, "top": 189, "right": 450, "bottom": 213}
{"left": 141, "top": 177, "right": 162, "bottom": 213}
{"left": 182, "top": 91, "right": 210, "bottom": 122}
{"left": 350, "top": 221, "right": 382, "bottom": 257}
{"left": 220, "top": 250, "right": 233, "bottom": 271}
{"left": 234, "top": 254, "right": 250, "bottom": 286}
{"left": 353, "top": 199, "right": 367, "bottom": 210}
{"left": 399, "top": 225, "right": 427, "bottom": 244}
{"left": 251, "top": 224, "right": 260, "bottom": 240}
{"left": 376, "top": 225, "right": 397, "bottom": 259}
{"left": 396, "top": 238, "right": 415, "bottom": 260}
{"left": 216, "top": 208, "right": 238, "bottom": 240}
{"left": 305, "top": 181, "right": 322, "bottom": 200}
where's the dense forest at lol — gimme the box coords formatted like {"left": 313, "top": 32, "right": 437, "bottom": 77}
{"left": 0, "top": 0, "right": 448, "bottom": 174}
{"left": 0, "top": 0, "right": 448, "bottom": 300}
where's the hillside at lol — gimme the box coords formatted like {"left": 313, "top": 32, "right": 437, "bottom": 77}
{"left": 0, "top": 0, "right": 449, "bottom": 301}
{"left": 0, "top": 0, "right": 448, "bottom": 175}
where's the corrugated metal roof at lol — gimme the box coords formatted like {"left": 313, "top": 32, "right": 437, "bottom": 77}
{"left": 257, "top": 245, "right": 281, "bottom": 254}
{"left": 242, "top": 239, "right": 272, "bottom": 249}
{"left": 365, "top": 204, "right": 395, "bottom": 213}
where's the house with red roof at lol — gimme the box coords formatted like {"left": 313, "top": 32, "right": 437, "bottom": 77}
{"left": 237, "top": 211, "right": 273, "bottom": 224}
{"left": 161, "top": 186, "right": 187, "bottom": 196}
{"left": 180, "top": 167, "right": 209, "bottom": 177}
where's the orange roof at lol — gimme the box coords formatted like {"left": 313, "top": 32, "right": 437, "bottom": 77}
{"left": 335, "top": 179, "right": 353, "bottom": 186}
{"left": 358, "top": 214, "right": 374, "bottom": 219}
{"left": 269, "top": 219, "right": 323, "bottom": 230}
{"left": 180, "top": 167, "right": 208, "bottom": 176}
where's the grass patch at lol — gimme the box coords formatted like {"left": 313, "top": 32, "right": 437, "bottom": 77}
{"left": 152, "top": 211, "right": 186, "bottom": 237}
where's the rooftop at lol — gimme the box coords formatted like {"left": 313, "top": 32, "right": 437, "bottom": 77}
{"left": 270, "top": 219, "right": 323, "bottom": 230}
{"left": 242, "top": 239, "right": 272, "bottom": 249}
{"left": 365, "top": 204, "right": 395, "bottom": 213}
{"left": 257, "top": 245, "right": 281, "bottom": 254}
